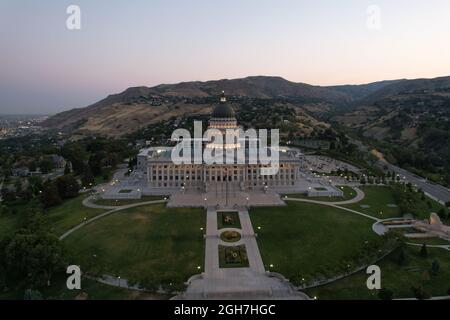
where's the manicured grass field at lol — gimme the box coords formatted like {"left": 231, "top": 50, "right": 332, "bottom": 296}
{"left": 286, "top": 186, "right": 356, "bottom": 202}
{"left": 92, "top": 195, "right": 166, "bottom": 207}
{"left": 305, "top": 246, "right": 450, "bottom": 299}
{"left": 44, "top": 195, "right": 106, "bottom": 236}
{"left": 343, "top": 186, "right": 401, "bottom": 219}
{"left": 343, "top": 186, "right": 447, "bottom": 220}
{"left": 250, "top": 201, "right": 383, "bottom": 285}
{"left": 63, "top": 204, "right": 205, "bottom": 290}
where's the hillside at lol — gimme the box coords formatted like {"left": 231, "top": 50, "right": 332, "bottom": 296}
{"left": 42, "top": 76, "right": 353, "bottom": 137}
{"left": 332, "top": 76, "right": 450, "bottom": 185}
{"left": 43, "top": 75, "right": 450, "bottom": 146}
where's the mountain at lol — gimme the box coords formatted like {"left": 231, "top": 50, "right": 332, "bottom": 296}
{"left": 43, "top": 76, "right": 357, "bottom": 136}
{"left": 326, "top": 79, "right": 403, "bottom": 102}
{"left": 43, "top": 75, "right": 450, "bottom": 138}
{"left": 332, "top": 76, "right": 450, "bottom": 182}
{"left": 357, "top": 76, "right": 450, "bottom": 105}
{"left": 332, "top": 76, "right": 450, "bottom": 137}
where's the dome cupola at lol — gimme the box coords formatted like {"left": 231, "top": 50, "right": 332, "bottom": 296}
{"left": 211, "top": 91, "right": 235, "bottom": 119}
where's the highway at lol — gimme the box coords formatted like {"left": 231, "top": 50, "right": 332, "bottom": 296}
{"left": 380, "top": 161, "right": 450, "bottom": 204}
{"left": 348, "top": 136, "right": 450, "bottom": 205}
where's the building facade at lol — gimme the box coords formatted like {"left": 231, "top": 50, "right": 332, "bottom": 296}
{"left": 136, "top": 93, "right": 304, "bottom": 191}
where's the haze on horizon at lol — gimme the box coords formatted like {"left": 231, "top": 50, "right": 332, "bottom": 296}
{"left": 1, "top": 0, "right": 450, "bottom": 114}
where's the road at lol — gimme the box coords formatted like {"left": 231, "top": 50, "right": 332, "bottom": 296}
{"left": 348, "top": 136, "right": 450, "bottom": 204}
{"left": 379, "top": 161, "right": 450, "bottom": 204}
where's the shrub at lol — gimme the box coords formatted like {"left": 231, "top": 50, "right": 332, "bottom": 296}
{"left": 378, "top": 288, "right": 394, "bottom": 300}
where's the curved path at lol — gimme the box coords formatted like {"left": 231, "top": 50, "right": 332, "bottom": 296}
{"left": 328, "top": 187, "right": 365, "bottom": 205}
{"left": 82, "top": 195, "right": 121, "bottom": 210}
{"left": 59, "top": 198, "right": 167, "bottom": 240}
{"left": 285, "top": 187, "right": 380, "bottom": 222}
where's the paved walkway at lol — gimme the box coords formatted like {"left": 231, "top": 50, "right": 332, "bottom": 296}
{"left": 177, "top": 207, "right": 308, "bottom": 300}
{"left": 285, "top": 187, "right": 380, "bottom": 222}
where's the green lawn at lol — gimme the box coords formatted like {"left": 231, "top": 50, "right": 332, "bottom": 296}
{"left": 62, "top": 204, "right": 205, "bottom": 291}
{"left": 0, "top": 277, "right": 170, "bottom": 300}
{"left": 44, "top": 195, "right": 106, "bottom": 236}
{"left": 343, "top": 186, "right": 402, "bottom": 219}
{"left": 92, "top": 195, "right": 166, "bottom": 207}
{"left": 286, "top": 186, "right": 356, "bottom": 202}
{"left": 343, "top": 186, "right": 447, "bottom": 220}
{"left": 250, "top": 201, "right": 390, "bottom": 285}
{"left": 305, "top": 246, "right": 450, "bottom": 299}
{"left": 0, "top": 202, "right": 39, "bottom": 240}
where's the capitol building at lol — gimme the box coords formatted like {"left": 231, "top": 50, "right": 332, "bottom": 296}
{"left": 136, "top": 93, "right": 305, "bottom": 192}
{"left": 127, "top": 95, "right": 342, "bottom": 204}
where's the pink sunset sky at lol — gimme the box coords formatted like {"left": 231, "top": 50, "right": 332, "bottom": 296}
{"left": 1, "top": 0, "right": 450, "bottom": 113}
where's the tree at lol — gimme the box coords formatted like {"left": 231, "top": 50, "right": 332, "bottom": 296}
{"left": 411, "top": 286, "right": 430, "bottom": 300}
{"left": 38, "top": 159, "right": 53, "bottom": 174}
{"left": 420, "top": 243, "right": 428, "bottom": 258}
{"left": 1, "top": 187, "right": 17, "bottom": 203}
{"left": 0, "top": 212, "right": 66, "bottom": 288}
{"left": 64, "top": 163, "right": 71, "bottom": 175}
{"left": 431, "top": 259, "right": 440, "bottom": 276}
{"left": 27, "top": 161, "right": 37, "bottom": 172}
{"left": 41, "top": 182, "right": 62, "bottom": 208}
{"left": 378, "top": 288, "right": 393, "bottom": 300}
{"left": 437, "top": 208, "right": 448, "bottom": 220}
{"left": 14, "top": 178, "right": 23, "bottom": 193}
{"left": 88, "top": 152, "right": 104, "bottom": 176}
{"left": 396, "top": 246, "right": 407, "bottom": 266}
{"left": 23, "top": 289, "right": 43, "bottom": 300}
{"left": 55, "top": 175, "right": 80, "bottom": 199}
{"left": 61, "top": 143, "right": 88, "bottom": 174}
{"left": 28, "top": 176, "right": 43, "bottom": 196}
{"left": 81, "top": 168, "right": 95, "bottom": 188}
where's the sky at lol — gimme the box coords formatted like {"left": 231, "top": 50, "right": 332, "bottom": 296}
{"left": 1, "top": 0, "right": 450, "bottom": 114}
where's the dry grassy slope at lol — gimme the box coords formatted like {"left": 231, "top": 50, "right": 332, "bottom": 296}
{"left": 47, "top": 99, "right": 329, "bottom": 138}
{"left": 43, "top": 76, "right": 356, "bottom": 136}
{"left": 72, "top": 102, "right": 214, "bottom": 137}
